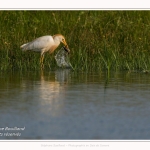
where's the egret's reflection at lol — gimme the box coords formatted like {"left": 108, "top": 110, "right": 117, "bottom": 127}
{"left": 36, "top": 69, "right": 71, "bottom": 116}
{"left": 39, "top": 69, "right": 71, "bottom": 100}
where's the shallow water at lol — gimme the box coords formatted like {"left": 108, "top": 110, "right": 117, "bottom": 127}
{"left": 0, "top": 70, "right": 150, "bottom": 139}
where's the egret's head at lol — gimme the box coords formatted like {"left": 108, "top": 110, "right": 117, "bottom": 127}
{"left": 53, "top": 34, "right": 70, "bottom": 53}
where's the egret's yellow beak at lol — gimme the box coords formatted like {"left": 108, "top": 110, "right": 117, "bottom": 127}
{"left": 62, "top": 40, "right": 70, "bottom": 53}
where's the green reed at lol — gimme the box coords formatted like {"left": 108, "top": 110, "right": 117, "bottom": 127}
{"left": 0, "top": 11, "right": 150, "bottom": 71}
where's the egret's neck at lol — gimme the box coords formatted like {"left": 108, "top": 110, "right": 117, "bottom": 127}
{"left": 53, "top": 36, "right": 61, "bottom": 46}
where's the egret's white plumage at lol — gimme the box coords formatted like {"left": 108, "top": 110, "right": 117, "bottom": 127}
{"left": 20, "top": 34, "right": 70, "bottom": 66}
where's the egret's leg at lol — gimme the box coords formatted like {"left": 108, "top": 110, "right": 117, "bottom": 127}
{"left": 40, "top": 54, "right": 44, "bottom": 68}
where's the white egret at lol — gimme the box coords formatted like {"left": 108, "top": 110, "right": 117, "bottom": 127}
{"left": 20, "top": 34, "right": 70, "bottom": 66}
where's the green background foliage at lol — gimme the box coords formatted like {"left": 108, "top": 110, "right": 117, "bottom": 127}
{"left": 0, "top": 11, "right": 150, "bottom": 71}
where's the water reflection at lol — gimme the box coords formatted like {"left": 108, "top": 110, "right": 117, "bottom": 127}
{"left": 20, "top": 69, "right": 72, "bottom": 117}
{"left": 0, "top": 71, "right": 150, "bottom": 139}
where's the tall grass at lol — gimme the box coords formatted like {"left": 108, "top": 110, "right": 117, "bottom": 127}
{"left": 0, "top": 11, "right": 150, "bottom": 71}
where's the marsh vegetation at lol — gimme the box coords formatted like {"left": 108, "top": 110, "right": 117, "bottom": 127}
{"left": 0, "top": 11, "right": 150, "bottom": 71}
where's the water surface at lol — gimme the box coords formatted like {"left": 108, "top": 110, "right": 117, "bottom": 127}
{"left": 0, "top": 70, "right": 150, "bottom": 139}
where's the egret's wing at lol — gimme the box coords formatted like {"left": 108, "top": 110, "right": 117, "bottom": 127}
{"left": 21, "top": 36, "right": 53, "bottom": 51}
